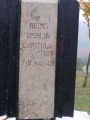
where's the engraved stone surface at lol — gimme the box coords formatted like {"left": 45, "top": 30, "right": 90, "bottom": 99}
{"left": 19, "top": 0, "right": 58, "bottom": 119}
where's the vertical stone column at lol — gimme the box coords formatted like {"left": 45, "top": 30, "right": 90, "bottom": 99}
{"left": 19, "top": 0, "right": 58, "bottom": 119}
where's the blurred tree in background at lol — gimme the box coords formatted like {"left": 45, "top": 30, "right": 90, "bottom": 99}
{"left": 77, "top": 58, "right": 86, "bottom": 71}
{"left": 79, "top": 0, "right": 90, "bottom": 87}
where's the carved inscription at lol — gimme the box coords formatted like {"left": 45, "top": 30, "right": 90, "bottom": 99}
{"left": 19, "top": 1, "right": 58, "bottom": 119}
{"left": 20, "top": 22, "right": 54, "bottom": 65}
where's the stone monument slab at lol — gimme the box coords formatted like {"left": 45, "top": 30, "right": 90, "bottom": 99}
{"left": 19, "top": 0, "right": 58, "bottom": 119}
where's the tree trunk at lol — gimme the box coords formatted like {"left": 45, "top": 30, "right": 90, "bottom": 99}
{"left": 83, "top": 53, "right": 90, "bottom": 87}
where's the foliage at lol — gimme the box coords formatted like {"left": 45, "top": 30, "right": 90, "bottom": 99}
{"left": 79, "top": 0, "right": 90, "bottom": 38}
{"left": 79, "top": 0, "right": 90, "bottom": 25}
{"left": 76, "top": 58, "right": 86, "bottom": 71}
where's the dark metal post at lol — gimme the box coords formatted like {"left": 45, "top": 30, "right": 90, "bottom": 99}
{"left": 55, "top": 0, "right": 79, "bottom": 117}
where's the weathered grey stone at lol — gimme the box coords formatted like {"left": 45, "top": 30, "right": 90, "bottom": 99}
{"left": 19, "top": 0, "right": 58, "bottom": 119}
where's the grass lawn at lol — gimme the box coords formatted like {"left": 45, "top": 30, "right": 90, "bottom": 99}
{"left": 75, "top": 72, "right": 90, "bottom": 115}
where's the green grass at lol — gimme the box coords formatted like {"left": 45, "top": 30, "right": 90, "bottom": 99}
{"left": 75, "top": 75, "right": 90, "bottom": 115}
